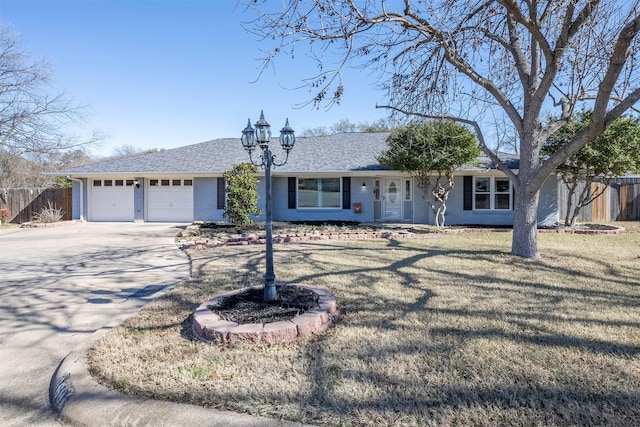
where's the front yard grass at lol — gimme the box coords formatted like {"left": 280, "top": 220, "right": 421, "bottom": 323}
{"left": 88, "top": 222, "right": 640, "bottom": 426}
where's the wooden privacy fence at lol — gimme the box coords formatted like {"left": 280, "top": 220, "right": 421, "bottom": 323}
{"left": 611, "top": 181, "right": 640, "bottom": 221}
{"left": 558, "top": 178, "right": 640, "bottom": 222}
{"left": 0, "top": 188, "right": 72, "bottom": 224}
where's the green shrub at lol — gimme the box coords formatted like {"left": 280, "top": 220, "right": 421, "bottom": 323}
{"left": 223, "top": 163, "right": 261, "bottom": 225}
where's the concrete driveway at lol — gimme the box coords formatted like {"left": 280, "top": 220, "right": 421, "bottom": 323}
{"left": 0, "top": 222, "right": 190, "bottom": 426}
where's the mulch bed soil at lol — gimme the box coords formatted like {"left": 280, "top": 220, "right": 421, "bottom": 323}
{"left": 209, "top": 285, "right": 319, "bottom": 324}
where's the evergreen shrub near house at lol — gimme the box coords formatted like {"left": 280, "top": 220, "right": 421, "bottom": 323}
{"left": 378, "top": 121, "right": 480, "bottom": 227}
{"left": 223, "top": 163, "right": 262, "bottom": 225}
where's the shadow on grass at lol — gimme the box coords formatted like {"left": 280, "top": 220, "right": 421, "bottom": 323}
{"left": 273, "top": 238, "right": 640, "bottom": 423}
{"left": 184, "top": 238, "right": 640, "bottom": 354}
{"left": 109, "top": 235, "right": 640, "bottom": 425}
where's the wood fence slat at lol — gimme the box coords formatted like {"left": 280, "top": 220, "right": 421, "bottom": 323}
{"left": 610, "top": 185, "right": 621, "bottom": 221}
{"left": 591, "top": 183, "right": 607, "bottom": 222}
{"left": 621, "top": 185, "right": 628, "bottom": 221}
{"left": 631, "top": 185, "right": 640, "bottom": 220}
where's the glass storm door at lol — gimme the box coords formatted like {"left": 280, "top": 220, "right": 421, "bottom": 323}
{"left": 382, "top": 177, "right": 403, "bottom": 220}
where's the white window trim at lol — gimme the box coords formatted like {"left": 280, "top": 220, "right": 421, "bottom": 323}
{"left": 473, "top": 176, "right": 512, "bottom": 210}
{"left": 297, "top": 177, "right": 343, "bottom": 209}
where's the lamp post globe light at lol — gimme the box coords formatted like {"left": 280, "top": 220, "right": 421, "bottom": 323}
{"left": 241, "top": 111, "right": 295, "bottom": 302}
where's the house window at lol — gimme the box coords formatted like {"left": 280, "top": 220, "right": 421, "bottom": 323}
{"left": 184, "top": 179, "right": 193, "bottom": 186}
{"left": 104, "top": 180, "right": 113, "bottom": 187}
{"left": 126, "top": 180, "right": 134, "bottom": 186}
{"left": 161, "top": 179, "right": 170, "bottom": 186}
{"left": 374, "top": 180, "right": 381, "bottom": 201}
{"left": 298, "top": 178, "right": 341, "bottom": 208}
{"left": 495, "top": 178, "right": 511, "bottom": 209}
{"left": 115, "top": 180, "right": 124, "bottom": 186}
{"left": 474, "top": 177, "right": 511, "bottom": 210}
{"left": 172, "top": 179, "right": 181, "bottom": 186}
{"left": 150, "top": 179, "right": 159, "bottom": 186}
{"left": 93, "top": 180, "right": 102, "bottom": 187}
{"left": 405, "top": 179, "right": 412, "bottom": 201}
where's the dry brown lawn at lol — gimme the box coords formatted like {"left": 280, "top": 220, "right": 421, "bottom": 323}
{"left": 88, "top": 223, "right": 640, "bottom": 426}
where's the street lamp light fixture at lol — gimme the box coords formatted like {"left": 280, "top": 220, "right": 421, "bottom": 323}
{"left": 279, "top": 118, "right": 296, "bottom": 151}
{"left": 240, "top": 111, "right": 295, "bottom": 302}
{"left": 254, "top": 110, "right": 272, "bottom": 148}
{"left": 241, "top": 119, "right": 257, "bottom": 153}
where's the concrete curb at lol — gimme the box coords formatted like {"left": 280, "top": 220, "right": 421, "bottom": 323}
{"left": 49, "top": 328, "right": 313, "bottom": 427}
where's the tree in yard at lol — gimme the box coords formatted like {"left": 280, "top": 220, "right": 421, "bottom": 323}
{"left": 359, "top": 118, "right": 394, "bottom": 133}
{"left": 0, "top": 148, "right": 94, "bottom": 188}
{"left": 542, "top": 111, "right": 640, "bottom": 226}
{"left": 300, "top": 117, "right": 393, "bottom": 136}
{"left": 223, "top": 163, "right": 262, "bottom": 225}
{"left": 378, "top": 121, "right": 479, "bottom": 227}
{"left": 110, "top": 145, "right": 162, "bottom": 159}
{"left": 244, "top": 0, "right": 640, "bottom": 258}
{"left": 0, "top": 27, "right": 104, "bottom": 188}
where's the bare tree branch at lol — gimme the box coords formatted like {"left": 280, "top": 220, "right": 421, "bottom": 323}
{"left": 0, "top": 28, "right": 102, "bottom": 156}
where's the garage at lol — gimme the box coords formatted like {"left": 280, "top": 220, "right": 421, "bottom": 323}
{"left": 90, "top": 179, "right": 135, "bottom": 221}
{"left": 147, "top": 178, "right": 194, "bottom": 222}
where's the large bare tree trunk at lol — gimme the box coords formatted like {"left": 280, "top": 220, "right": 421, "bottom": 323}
{"left": 512, "top": 186, "right": 541, "bottom": 259}
{"left": 511, "top": 129, "right": 543, "bottom": 258}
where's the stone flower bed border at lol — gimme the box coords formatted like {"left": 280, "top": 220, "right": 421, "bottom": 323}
{"left": 192, "top": 284, "right": 339, "bottom": 344}
{"left": 179, "top": 224, "right": 625, "bottom": 250}
{"left": 20, "top": 220, "right": 81, "bottom": 228}
{"left": 180, "top": 229, "right": 418, "bottom": 249}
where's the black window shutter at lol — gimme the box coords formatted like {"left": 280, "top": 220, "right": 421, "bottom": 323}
{"left": 463, "top": 176, "right": 473, "bottom": 210}
{"left": 342, "top": 177, "right": 351, "bottom": 209}
{"left": 288, "top": 177, "right": 296, "bottom": 209}
{"left": 217, "top": 177, "right": 225, "bottom": 209}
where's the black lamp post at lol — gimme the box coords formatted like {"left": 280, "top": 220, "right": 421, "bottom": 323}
{"left": 241, "top": 111, "right": 295, "bottom": 302}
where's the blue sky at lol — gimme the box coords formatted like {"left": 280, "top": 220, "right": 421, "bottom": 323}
{"left": 0, "top": 0, "right": 387, "bottom": 157}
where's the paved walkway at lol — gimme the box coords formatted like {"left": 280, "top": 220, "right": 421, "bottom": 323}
{"left": 0, "top": 222, "right": 190, "bottom": 426}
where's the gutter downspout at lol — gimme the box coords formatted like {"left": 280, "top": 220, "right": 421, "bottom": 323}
{"left": 69, "top": 177, "right": 85, "bottom": 222}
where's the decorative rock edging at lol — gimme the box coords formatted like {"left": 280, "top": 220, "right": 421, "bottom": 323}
{"left": 433, "top": 225, "right": 626, "bottom": 235}
{"left": 538, "top": 225, "right": 625, "bottom": 235}
{"left": 192, "top": 283, "right": 339, "bottom": 345}
{"left": 20, "top": 220, "right": 81, "bottom": 228}
{"left": 180, "top": 230, "right": 417, "bottom": 250}
{"left": 179, "top": 224, "right": 625, "bottom": 250}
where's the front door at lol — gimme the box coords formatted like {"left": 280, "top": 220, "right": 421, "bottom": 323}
{"left": 382, "top": 177, "right": 403, "bottom": 220}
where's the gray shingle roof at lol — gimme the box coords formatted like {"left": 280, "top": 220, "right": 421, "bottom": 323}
{"left": 56, "top": 132, "right": 519, "bottom": 175}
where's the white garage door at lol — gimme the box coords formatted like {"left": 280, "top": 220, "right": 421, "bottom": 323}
{"left": 147, "top": 178, "right": 193, "bottom": 222}
{"left": 91, "top": 179, "right": 134, "bottom": 221}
